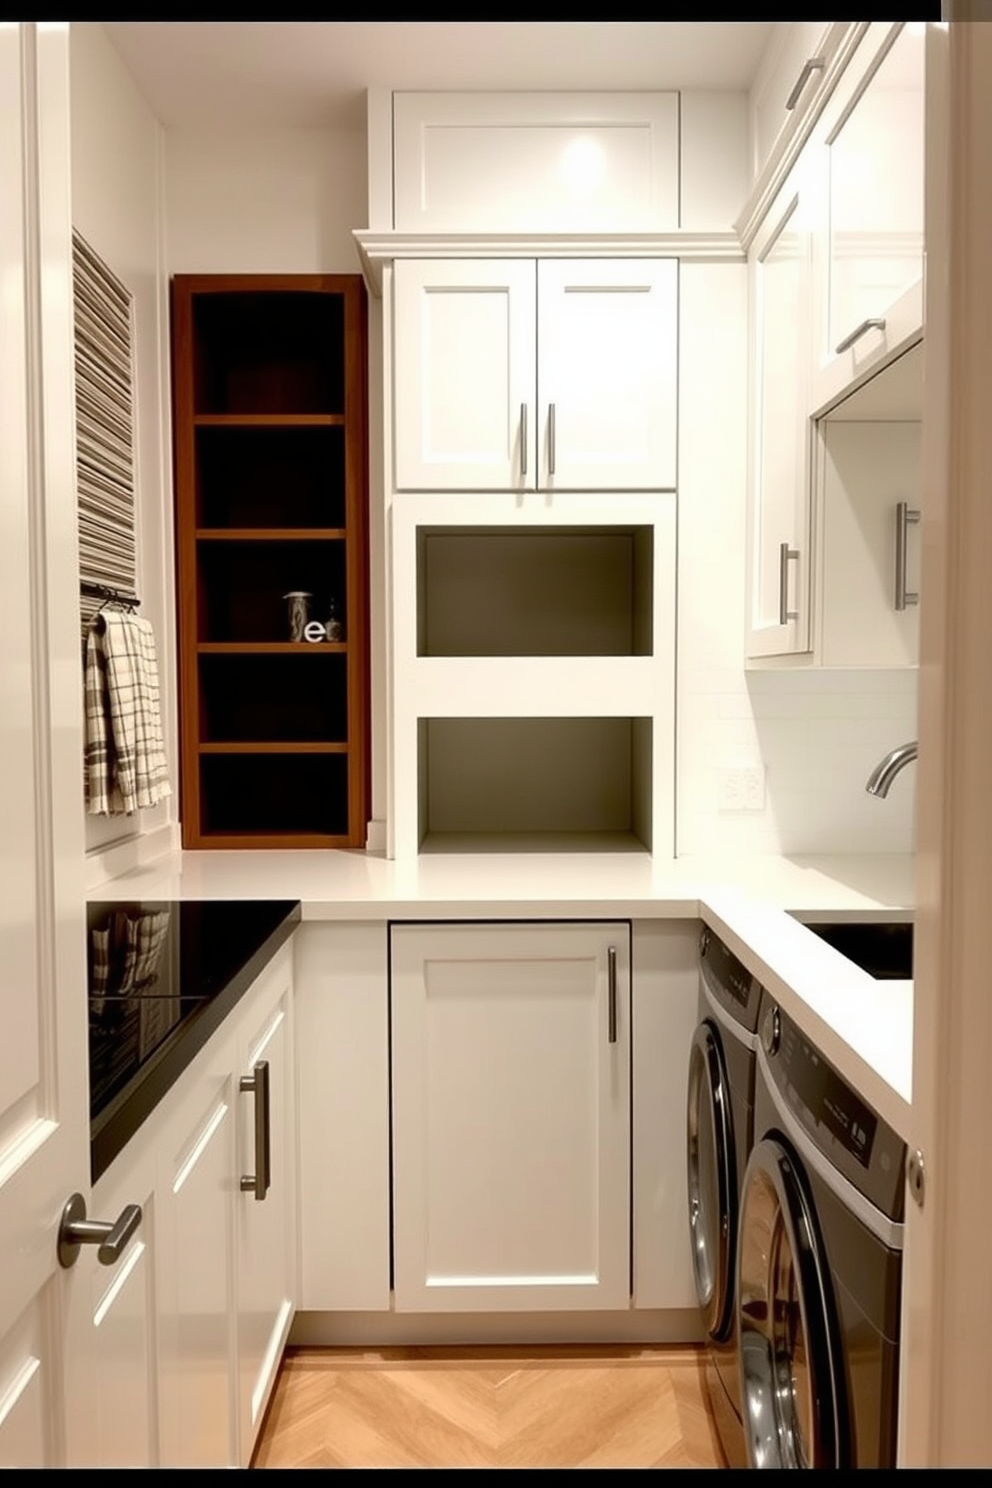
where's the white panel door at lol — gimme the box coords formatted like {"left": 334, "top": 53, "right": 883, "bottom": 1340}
{"left": 391, "top": 922, "right": 631, "bottom": 1312}
{"left": 746, "top": 177, "right": 813, "bottom": 658}
{"left": 0, "top": 23, "right": 92, "bottom": 1469}
{"left": 537, "top": 259, "right": 678, "bottom": 491}
{"left": 393, "top": 259, "right": 536, "bottom": 491}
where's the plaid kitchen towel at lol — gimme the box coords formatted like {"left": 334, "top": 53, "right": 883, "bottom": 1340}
{"left": 84, "top": 609, "right": 172, "bottom": 815}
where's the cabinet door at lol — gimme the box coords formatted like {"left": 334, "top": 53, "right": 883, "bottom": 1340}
{"left": 537, "top": 260, "right": 677, "bottom": 491}
{"left": 157, "top": 1062, "right": 239, "bottom": 1469}
{"left": 746, "top": 180, "right": 813, "bottom": 658}
{"left": 62, "top": 1158, "right": 158, "bottom": 1467}
{"left": 234, "top": 948, "right": 296, "bottom": 1466}
{"left": 390, "top": 921, "right": 631, "bottom": 1312}
{"left": 817, "top": 415, "right": 922, "bottom": 668}
{"left": 393, "top": 259, "right": 537, "bottom": 491}
{"left": 812, "top": 22, "right": 925, "bottom": 409}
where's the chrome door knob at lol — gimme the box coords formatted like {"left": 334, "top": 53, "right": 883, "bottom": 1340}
{"left": 57, "top": 1191, "right": 142, "bottom": 1268}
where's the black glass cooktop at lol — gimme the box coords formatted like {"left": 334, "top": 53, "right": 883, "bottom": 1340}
{"left": 86, "top": 898, "right": 300, "bottom": 1182}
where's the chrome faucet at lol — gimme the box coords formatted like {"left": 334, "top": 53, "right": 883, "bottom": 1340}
{"left": 865, "top": 741, "right": 918, "bottom": 798}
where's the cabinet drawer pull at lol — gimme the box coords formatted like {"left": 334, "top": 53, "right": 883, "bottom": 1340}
{"left": 240, "top": 1058, "right": 271, "bottom": 1201}
{"left": 778, "top": 542, "right": 799, "bottom": 626}
{"left": 548, "top": 402, "right": 557, "bottom": 477}
{"left": 520, "top": 402, "right": 528, "bottom": 478}
{"left": 834, "top": 317, "right": 886, "bottom": 356}
{"left": 607, "top": 946, "right": 618, "bottom": 1045}
{"left": 786, "top": 56, "right": 826, "bottom": 111}
{"left": 895, "top": 500, "right": 921, "bottom": 611}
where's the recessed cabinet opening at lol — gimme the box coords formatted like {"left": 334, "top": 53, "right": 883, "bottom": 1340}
{"left": 191, "top": 292, "right": 345, "bottom": 415}
{"left": 199, "top": 754, "right": 350, "bottom": 839}
{"left": 196, "top": 425, "right": 346, "bottom": 529}
{"left": 417, "top": 716, "right": 653, "bottom": 852}
{"left": 416, "top": 526, "right": 654, "bottom": 657}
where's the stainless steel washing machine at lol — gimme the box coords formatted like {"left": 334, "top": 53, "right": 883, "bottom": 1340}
{"left": 737, "top": 994, "right": 906, "bottom": 1469}
{"left": 687, "top": 926, "right": 764, "bottom": 1468}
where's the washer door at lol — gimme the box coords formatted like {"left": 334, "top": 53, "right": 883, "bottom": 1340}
{"left": 686, "top": 1021, "right": 735, "bottom": 1339}
{"left": 737, "top": 1138, "right": 846, "bottom": 1469}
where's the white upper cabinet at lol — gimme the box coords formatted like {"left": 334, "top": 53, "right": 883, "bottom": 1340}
{"left": 748, "top": 22, "right": 844, "bottom": 183}
{"left": 393, "top": 257, "right": 677, "bottom": 493}
{"left": 746, "top": 171, "right": 813, "bottom": 659}
{"left": 810, "top": 22, "right": 925, "bottom": 411}
{"left": 391, "top": 92, "right": 679, "bottom": 233}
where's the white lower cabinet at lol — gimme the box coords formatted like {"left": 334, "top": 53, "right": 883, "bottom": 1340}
{"left": 64, "top": 938, "right": 297, "bottom": 1468}
{"left": 232, "top": 947, "right": 296, "bottom": 1465}
{"left": 390, "top": 921, "right": 631, "bottom": 1312}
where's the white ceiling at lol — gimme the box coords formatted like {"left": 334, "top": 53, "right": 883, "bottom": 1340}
{"left": 101, "top": 22, "right": 778, "bottom": 132}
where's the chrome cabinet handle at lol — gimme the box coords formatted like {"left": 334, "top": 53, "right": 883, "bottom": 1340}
{"left": 779, "top": 542, "right": 799, "bottom": 625}
{"left": 835, "top": 317, "right": 886, "bottom": 355}
{"left": 240, "top": 1058, "right": 271, "bottom": 1201}
{"left": 786, "top": 56, "right": 826, "bottom": 111}
{"left": 57, "top": 1192, "right": 142, "bottom": 1269}
{"left": 520, "top": 403, "right": 528, "bottom": 479}
{"left": 607, "top": 946, "right": 618, "bottom": 1045}
{"left": 895, "top": 500, "right": 921, "bottom": 610}
{"left": 548, "top": 402, "right": 556, "bottom": 477}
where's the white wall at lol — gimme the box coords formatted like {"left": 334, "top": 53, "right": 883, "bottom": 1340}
{"left": 70, "top": 22, "right": 177, "bottom": 864}
{"left": 164, "top": 128, "right": 366, "bottom": 275}
{"left": 676, "top": 260, "right": 917, "bottom": 858}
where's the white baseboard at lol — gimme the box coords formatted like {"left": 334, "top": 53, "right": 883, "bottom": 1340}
{"left": 85, "top": 821, "right": 179, "bottom": 891}
{"left": 365, "top": 817, "right": 388, "bottom": 854}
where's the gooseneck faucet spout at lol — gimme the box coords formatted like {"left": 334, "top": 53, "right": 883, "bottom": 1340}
{"left": 865, "top": 741, "right": 918, "bottom": 798}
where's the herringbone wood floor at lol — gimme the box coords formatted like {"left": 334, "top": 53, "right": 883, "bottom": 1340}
{"left": 251, "top": 1344, "right": 727, "bottom": 1469}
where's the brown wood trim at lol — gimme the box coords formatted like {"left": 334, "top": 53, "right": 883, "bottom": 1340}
{"left": 170, "top": 272, "right": 370, "bottom": 849}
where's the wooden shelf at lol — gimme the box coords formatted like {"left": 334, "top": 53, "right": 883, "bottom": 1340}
{"left": 193, "top": 413, "right": 345, "bottom": 427}
{"left": 198, "top": 742, "right": 349, "bottom": 755}
{"left": 197, "top": 642, "right": 348, "bottom": 655}
{"left": 172, "top": 274, "right": 369, "bottom": 850}
{"left": 196, "top": 529, "right": 347, "bottom": 542}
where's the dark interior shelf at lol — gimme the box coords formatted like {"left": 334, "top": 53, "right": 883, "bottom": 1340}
{"left": 196, "top": 537, "right": 348, "bottom": 644}
{"left": 198, "top": 652, "right": 348, "bottom": 743}
{"left": 191, "top": 291, "right": 345, "bottom": 415}
{"left": 172, "top": 274, "right": 369, "bottom": 849}
{"left": 199, "top": 752, "right": 351, "bottom": 837}
{"left": 195, "top": 422, "right": 346, "bottom": 528}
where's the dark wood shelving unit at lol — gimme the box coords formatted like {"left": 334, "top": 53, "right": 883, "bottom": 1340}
{"left": 171, "top": 274, "right": 369, "bottom": 849}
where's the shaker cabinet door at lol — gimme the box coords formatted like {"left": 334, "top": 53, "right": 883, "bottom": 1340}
{"left": 393, "top": 259, "right": 537, "bottom": 491}
{"left": 390, "top": 921, "right": 631, "bottom": 1312}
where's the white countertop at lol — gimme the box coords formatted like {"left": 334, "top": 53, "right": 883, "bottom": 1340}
{"left": 89, "top": 846, "right": 916, "bottom": 1137}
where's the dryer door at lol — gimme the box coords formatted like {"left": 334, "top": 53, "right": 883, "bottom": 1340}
{"left": 686, "top": 1021, "right": 735, "bottom": 1339}
{"left": 737, "top": 1138, "right": 846, "bottom": 1469}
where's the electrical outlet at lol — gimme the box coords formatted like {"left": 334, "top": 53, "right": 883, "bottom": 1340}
{"left": 718, "top": 765, "right": 766, "bottom": 812}
{"left": 741, "top": 765, "right": 766, "bottom": 811}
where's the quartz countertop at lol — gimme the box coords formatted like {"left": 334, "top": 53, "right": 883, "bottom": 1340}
{"left": 88, "top": 847, "right": 916, "bottom": 1139}
{"left": 86, "top": 897, "right": 301, "bottom": 1182}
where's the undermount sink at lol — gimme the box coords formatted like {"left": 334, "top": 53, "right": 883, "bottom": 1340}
{"left": 800, "top": 920, "right": 914, "bottom": 981}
